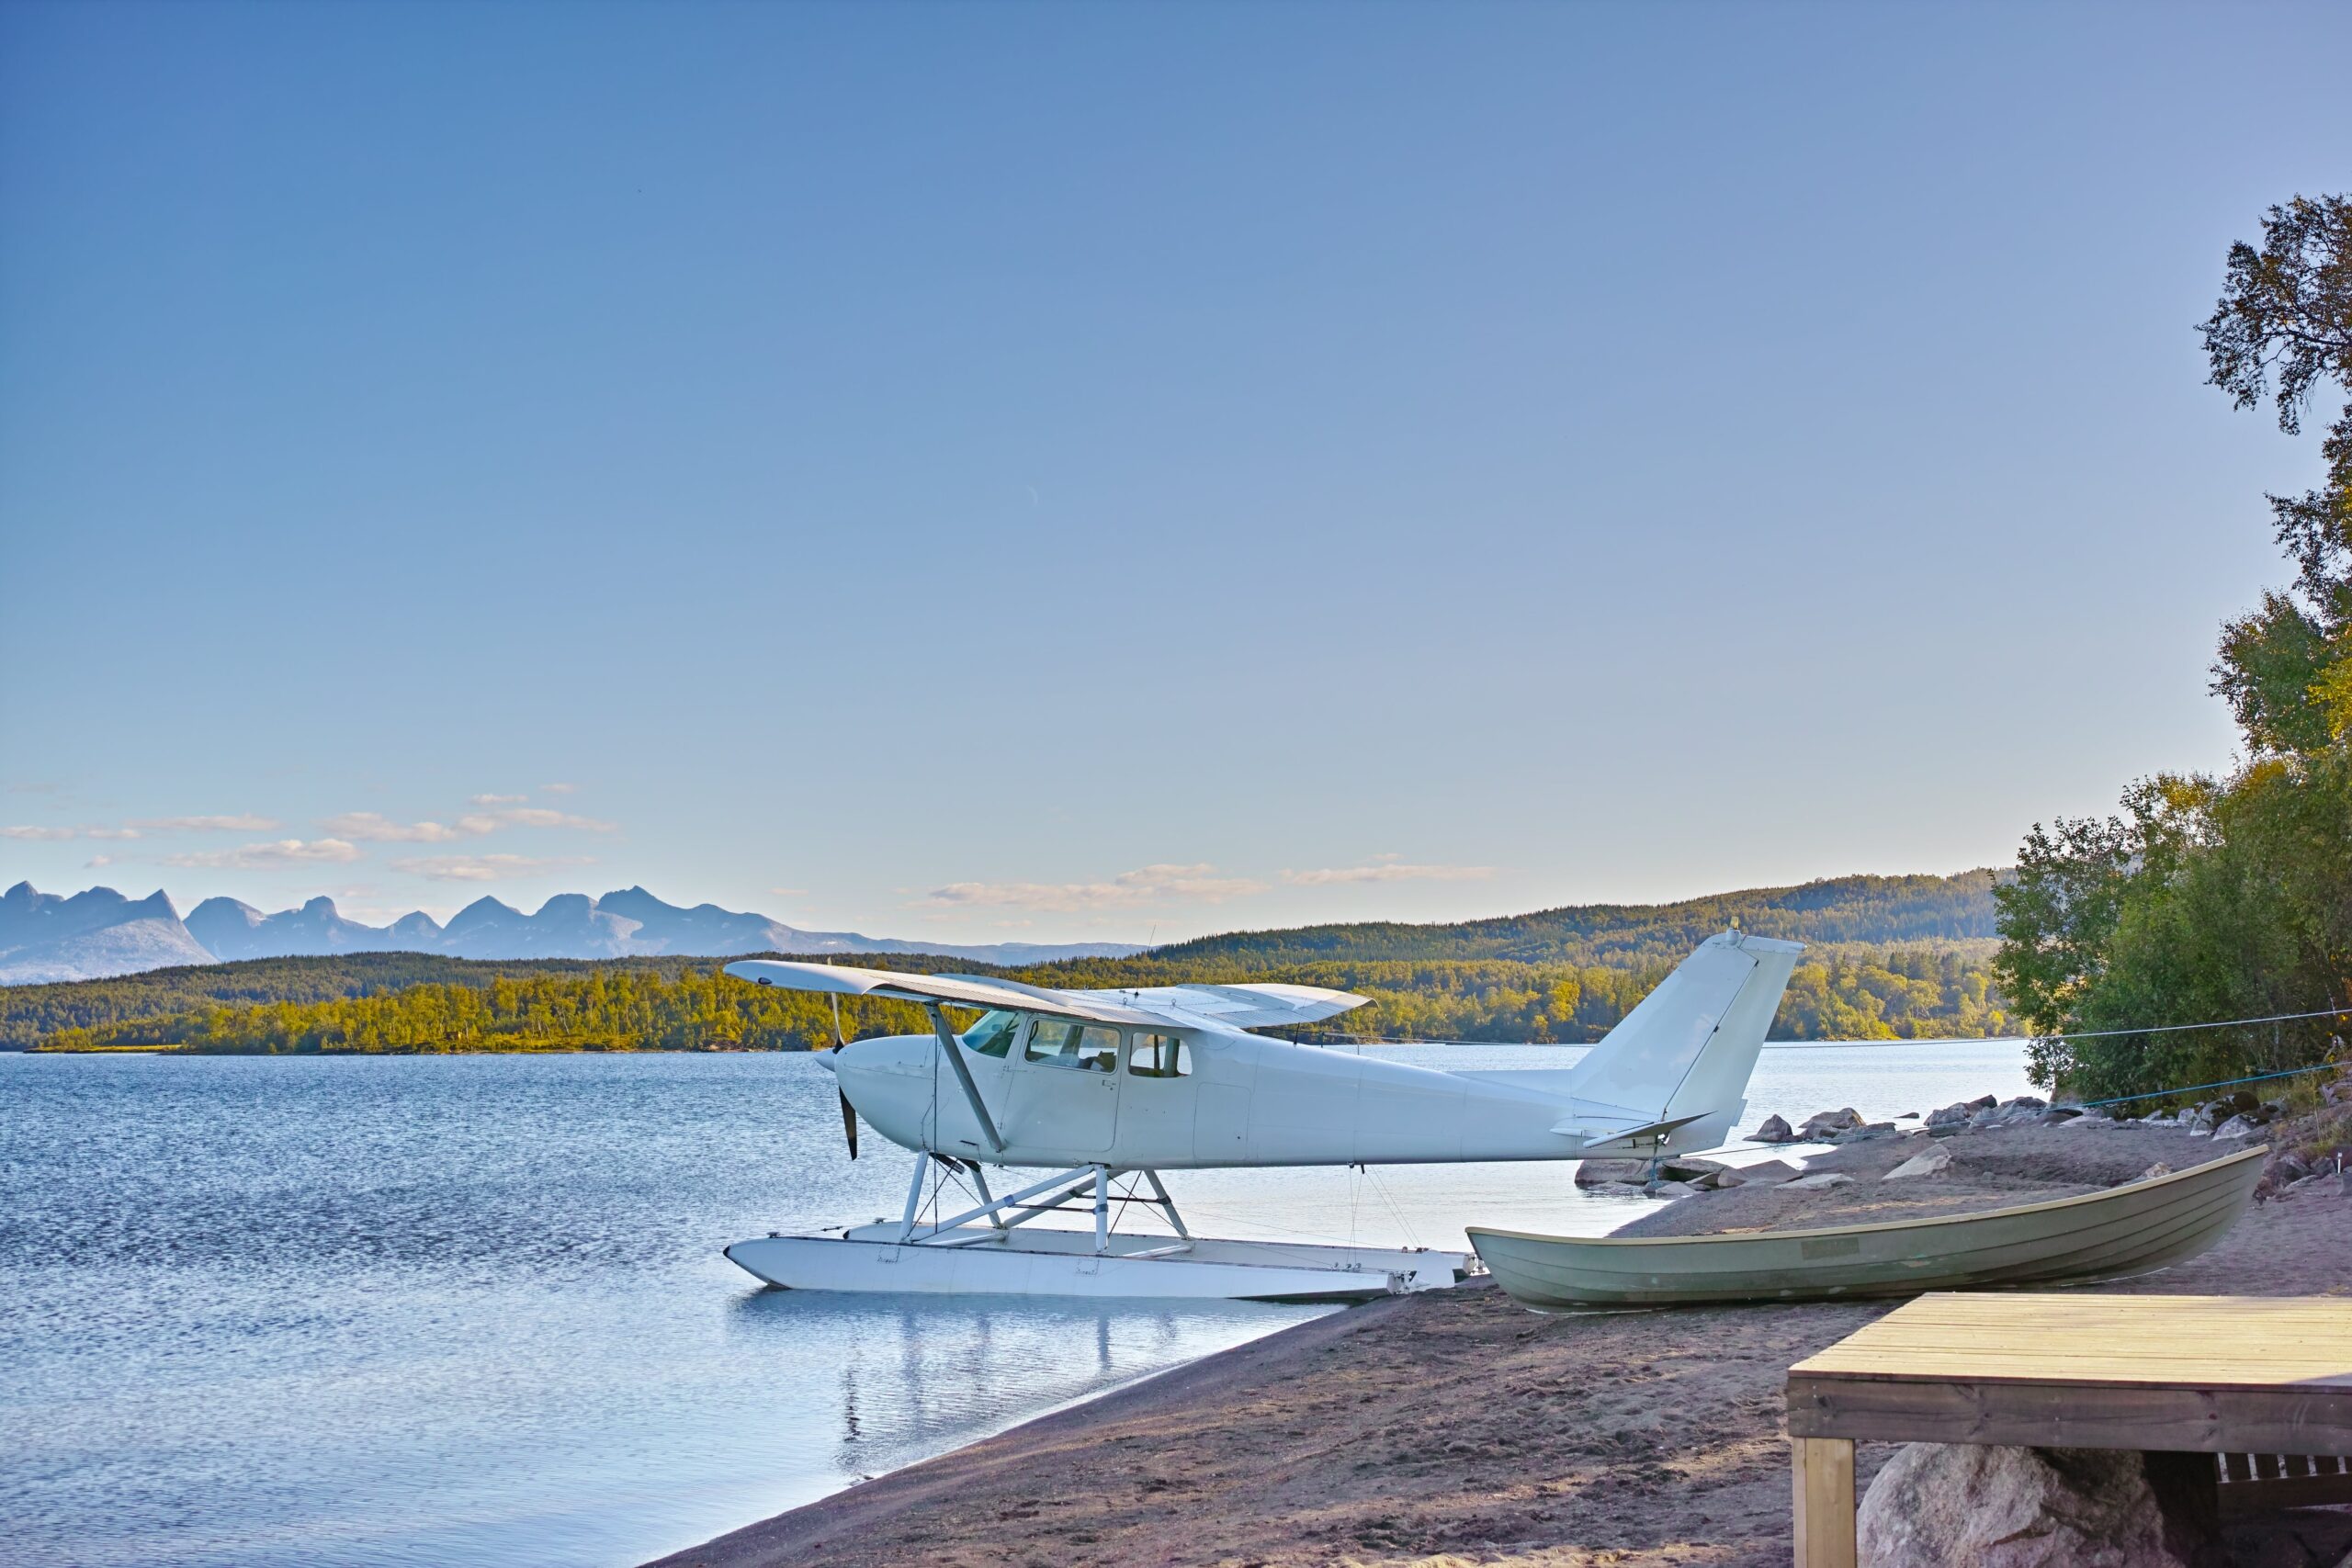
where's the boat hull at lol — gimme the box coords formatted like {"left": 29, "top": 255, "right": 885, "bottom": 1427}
{"left": 727, "top": 1227, "right": 1469, "bottom": 1303}
{"left": 1468, "top": 1145, "right": 2268, "bottom": 1311}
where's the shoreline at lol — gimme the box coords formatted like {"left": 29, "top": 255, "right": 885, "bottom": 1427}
{"left": 648, "top": 1122, "right": 2351, "bottom": 1568}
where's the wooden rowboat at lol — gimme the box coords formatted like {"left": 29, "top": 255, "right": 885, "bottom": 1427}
{"left": 1468, "top": 1144, "right": 2268, "bottom": 1311}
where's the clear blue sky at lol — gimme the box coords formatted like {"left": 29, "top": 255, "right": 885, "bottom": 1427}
{"left": 3, "top": 1, "right": 2346, "bottom": 942}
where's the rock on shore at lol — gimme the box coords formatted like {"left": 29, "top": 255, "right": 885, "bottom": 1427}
{"left": 1859, "top": 1445, "right": 2212, "bottom": 1567}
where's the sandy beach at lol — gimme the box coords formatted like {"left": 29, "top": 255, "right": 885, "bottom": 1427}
{"left": 651, "top": 1121, "right": 2352, "bottom": 1568}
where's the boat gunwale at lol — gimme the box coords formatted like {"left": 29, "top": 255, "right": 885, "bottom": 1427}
{"left": 1464, "top": 1142, "right": 2268, "bottom": 1250}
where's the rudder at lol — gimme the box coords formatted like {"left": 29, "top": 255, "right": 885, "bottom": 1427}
{"left": 1558, "top": 930, "right": 1804, "bottom": 1152}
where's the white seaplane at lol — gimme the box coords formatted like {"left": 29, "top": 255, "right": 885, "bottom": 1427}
{"left": 720, "top": 930, "right": 1801, "bottom": 1303}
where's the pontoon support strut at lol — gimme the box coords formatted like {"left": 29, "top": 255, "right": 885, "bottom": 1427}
{"left": 888, "top": 1162, "right": 1197, "bottom": 1252}
{"left": 896, "top": 1152, "right": 931, "bottom": 1243}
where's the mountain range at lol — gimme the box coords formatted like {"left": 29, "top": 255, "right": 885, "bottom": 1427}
{"left": 0, "top": 882, "right": 1143, "bottom": 985}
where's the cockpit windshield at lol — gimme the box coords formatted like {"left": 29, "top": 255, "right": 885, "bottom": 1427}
{"left": 960, "top": 1010, "right": 1021, "bottom": 1058}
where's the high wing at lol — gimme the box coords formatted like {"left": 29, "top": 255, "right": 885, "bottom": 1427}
{"left": 722, "top": 960, "right": 1162, "bottom": 1026}
{"left": 720, "top": 960, "right": 1367, "bottom": 1033}
{"left": 1061, "top": 982, "right": 1370, "bottom": 1032}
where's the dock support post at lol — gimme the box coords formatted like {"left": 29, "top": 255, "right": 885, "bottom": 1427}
{"left": 1092, "top": 1164, "right": 1111, "bottom": 1254}
{"left": 897, "top": 1153, "right": 931, "bottom": 1244}
{"left": 1792, "top": 1437, "right": 1854, "bottom": 1568}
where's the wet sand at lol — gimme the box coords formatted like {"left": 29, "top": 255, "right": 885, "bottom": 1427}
{"left": 650, "top": 1124, "right": 2352, "bottom": 1568}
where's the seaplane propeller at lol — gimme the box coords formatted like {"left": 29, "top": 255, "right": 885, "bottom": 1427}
{"left": 824, "top": 988, "right": 858, "bottom": 1159}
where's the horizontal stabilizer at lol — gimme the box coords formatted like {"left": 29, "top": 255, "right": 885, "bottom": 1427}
{"left": 1570, "top": 1111, "right": 1714, "bottom": 1150}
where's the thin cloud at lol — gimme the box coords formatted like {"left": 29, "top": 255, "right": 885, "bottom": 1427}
{"left": 163, "top": 839, "right": 364, "bottom": 869}
{"left": 322, "top": 813, "right": 472, "bottom": 843}
{"left": 325, "top": 807, "right": 615, "bottom": 841}
{"left": 128, "top": 814, "right": 280, "bottom": 832}
{"left": 921, "top": 863, "right": 1269, "bottom": 913}
{"left": 482, "top": 807, "right": 614, "bottom": 831}
{"left": 85, "top": 855, "right": 113, "bottom": 869}
{"left": 1282, "top": 863, "right": 1498, "bottom": 886}
{"left": 0, "top": 824, "right": 142, "bottom": 841}
{"left": 390, "top": 852, "right": 594, "bottom": 883}
{"left": 468, "top": 793, "right": 529, "bottom": 807}
{"left": 539, "top": 783, "right": 578, "bottom": 795}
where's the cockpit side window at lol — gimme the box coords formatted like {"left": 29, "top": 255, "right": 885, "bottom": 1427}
{"left": 1127, "top": 1033, "right": 1191, "bottom": 1077}
{"left": 961, "top": 1010, "right": 1020, "bottom": 1058}
{"left": 1024, "top": 1019, "right": 1076, "bottom": 1066}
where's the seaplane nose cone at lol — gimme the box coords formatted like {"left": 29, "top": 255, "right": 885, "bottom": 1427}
{"left": 833, "top": 1032, "right": 927, "bottom": 1079}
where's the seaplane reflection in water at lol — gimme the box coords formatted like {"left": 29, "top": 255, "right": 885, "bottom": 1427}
{"left": 719, "top": 930, "right": 1802, "bottom": 1302}
{"left": 725, "top": 1288, "right": 1304, "bottom": 1490}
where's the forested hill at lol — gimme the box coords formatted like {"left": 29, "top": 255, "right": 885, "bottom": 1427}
{"left": 6, "top": 871, "right": 2018, "bottom": 1051}
{"left": 0, "top": 950, "right": 978, "bottom": 1050}
{"left": 1134, "top": 872, "right": 2003, "bottom": 968}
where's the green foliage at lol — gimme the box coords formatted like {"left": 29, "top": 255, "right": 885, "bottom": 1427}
{"left": 0, "top": 951, "right": 980, "bottom": 1052}
{"left": 2000, "top": 193, "right": 2352, "bottom": 1101}
{"left": 39, "top": 964, "right": 934, "bottom": 1055}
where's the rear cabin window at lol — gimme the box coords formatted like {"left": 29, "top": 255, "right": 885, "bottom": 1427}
{"left": 961, "top": 1011, "right": 1020, "bottom": 1058}
{"left": 1128, "top": 1033, "right": 1190, "bottom": 1078}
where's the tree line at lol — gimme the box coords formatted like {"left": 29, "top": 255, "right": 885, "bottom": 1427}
{"left": 1995, "top": 194, "right": 2352, "bottom": 1102}
{"left": 27, "top": 939, "right": 2018, "bottom": 1054}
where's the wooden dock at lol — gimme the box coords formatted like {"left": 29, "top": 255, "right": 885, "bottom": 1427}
{"left": 1784, "top": 1292, "right": 2352, "bottom": 1568}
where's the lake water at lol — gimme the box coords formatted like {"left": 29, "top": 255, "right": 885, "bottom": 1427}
{"left": 0, "top": 1041, "right": 2032, "bottom": 1568}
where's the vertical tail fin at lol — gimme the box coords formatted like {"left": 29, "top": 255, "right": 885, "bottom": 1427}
{"left": 1560, "top": 931, "right": 1804, "bottom": 1152}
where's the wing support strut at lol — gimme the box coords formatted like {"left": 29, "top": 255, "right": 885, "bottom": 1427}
{"left": 925, "top": 1003, "right": 1005, "bottom": 1153}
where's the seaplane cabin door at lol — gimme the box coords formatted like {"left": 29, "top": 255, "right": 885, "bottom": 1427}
{"left": 1004, "top": 1018, "right": 1121, "bottom": 1153}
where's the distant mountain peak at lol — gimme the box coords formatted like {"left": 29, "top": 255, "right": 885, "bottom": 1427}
{"left": 0, "top": 879, "right": 213, "bottom": 984}
{"left": 190, "top": 896, "right": 264, "bottom": 919}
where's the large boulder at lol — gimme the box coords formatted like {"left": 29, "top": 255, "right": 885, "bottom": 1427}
{"left": 1925, "top": 1100, "right": 1974, "bottom": 1128}
{"left": 1858, "top": 1443, "right": 2213, "bottom": 1567}
{"left": 1883, "top": 1145, "right": 1953, "bottom": 1180}
{"left": 1574, "top": 1158, "right": 1648, "bottom": 1188}
{"left": 1798, "top": 1107, "right": 1865, "bottom": 1140}
{"left": 1752, "top": 1113, "right": 1795, "bottom": 1143}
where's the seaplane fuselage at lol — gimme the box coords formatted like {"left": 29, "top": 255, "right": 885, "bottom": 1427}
{"left": 830, "top": 1019, "right": 1645, "bottom": 1169}
{"left": 731, "top": 928, "right": 1801, "bottom": 1173}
